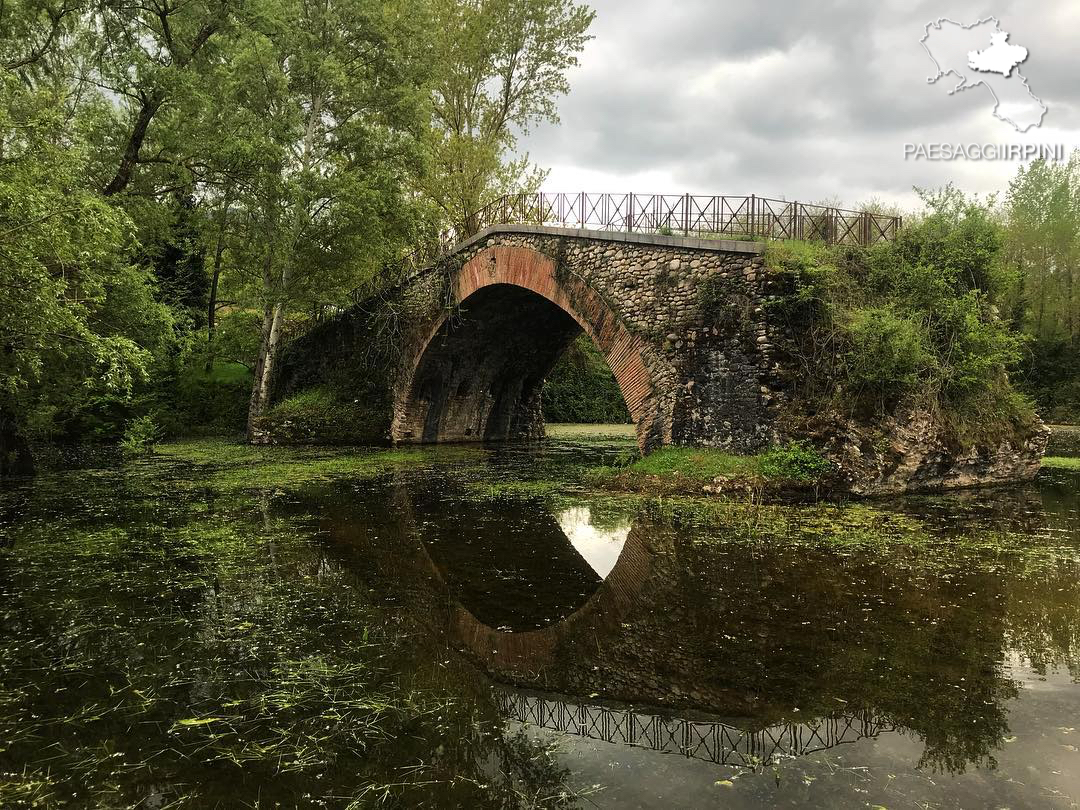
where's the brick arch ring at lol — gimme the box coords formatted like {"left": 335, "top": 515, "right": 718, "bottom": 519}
{"left": 391, "top": 244, "right": 663, "bottom": 451}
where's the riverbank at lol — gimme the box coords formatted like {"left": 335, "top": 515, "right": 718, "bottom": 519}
{"left": 583, "top": 443, "right": 834, "bottom": 496}
{"left": 1047, "top": 423, "right": 1080, "bottom": 456}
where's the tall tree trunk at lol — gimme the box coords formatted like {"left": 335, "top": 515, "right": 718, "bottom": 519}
{"left": 1067, "top": 257, "right": 1076, "bottom": 340}
{"left": 205, "top": 199, "right": 230, "bottom": 372}
{"left": 245, "top": 91, "right": 320, "bottom": 442}
{"left": 1036, "top": 248, "right": 1047, "bottom": 338}
{"left": 247, "top": 299, "right": 285, "bottom": 443}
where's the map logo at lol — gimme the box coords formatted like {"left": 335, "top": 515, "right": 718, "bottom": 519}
{"left": 920, "top": 16, "right": 1046, "bottom": 133}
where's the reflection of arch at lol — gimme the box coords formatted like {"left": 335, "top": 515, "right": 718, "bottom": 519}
{"left": 390, "top": 483, "right": 656, "bottom": 677}
{"left": 393, "top": 246, "right": 662, "bottom": 451}
{"left": 439, "top": 524, "right": 654, "bottom": 675}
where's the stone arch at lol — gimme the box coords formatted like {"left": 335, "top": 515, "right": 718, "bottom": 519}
{"left": 393, "top": 245, "right": 662, "bottom": 450}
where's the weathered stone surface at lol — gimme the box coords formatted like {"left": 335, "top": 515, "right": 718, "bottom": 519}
{"left": 799, "top": 408, "right": 1050, "bottom": 495}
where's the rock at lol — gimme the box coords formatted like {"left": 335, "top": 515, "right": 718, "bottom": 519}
{"left": 802, "top": 407, "right": 1050, "bottom": 496}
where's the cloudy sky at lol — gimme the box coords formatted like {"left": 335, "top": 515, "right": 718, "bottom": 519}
{"left": 518, "top": 0, "right": 1080, "bottom": 211}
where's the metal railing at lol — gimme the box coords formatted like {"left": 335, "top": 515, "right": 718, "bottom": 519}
{"left": 473, "top": 192, "right": 901, "bottom": 247}
{"left": 343, "top": 190, "right": 901, "bottom": 305}
{"left": 495, "top": 686, "right": 894, "bottom": 769}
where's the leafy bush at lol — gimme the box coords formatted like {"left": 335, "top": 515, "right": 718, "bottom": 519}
{"left": 543, "top": 335, "right": 631, "bottom": 424}
{"left": 842, "top": 308, "right": 935, "bottom": 397}
{"left": 257, "top": 386, "right": 390, "bottom": 445}
{"left": 1017, "top": 336, "right": 1080, "bottom": 424}
{"left": 765, "top": 188, "right": 1036, "bottom": 444}
{"left": 759, "top": 441, "right": 832, "bottom": 483}
{"left": 120, "top": 415, "right": 161, "bottom": 456}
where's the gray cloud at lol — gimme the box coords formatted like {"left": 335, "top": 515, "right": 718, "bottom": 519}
{"left": 520, "top": 0, "right": 1080, "bottom": 211}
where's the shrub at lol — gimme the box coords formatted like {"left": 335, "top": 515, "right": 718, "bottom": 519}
{"left": 764, "top": 190, "right": 1034, "bottom": 445}
{"left": 759, "top": 442, "right": 832, "bottom": 483}
{"left": 257, "top": 386, "right": 390, "bottom": 445}
{"left": 543, "top": 335, "right": 631, "bottom": 424}
{"left": 120, "top": 415, "right": 161, "bottom": 457}
{"left": 842, "top": 308, "right": 936, "bottom": 397}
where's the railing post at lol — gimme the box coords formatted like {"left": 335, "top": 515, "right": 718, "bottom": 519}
{"left": 683, "top": 192, "right": 690, "bottom": 235}
{"left": 749, "top": 194, "right": 756, "bottom": 238}
{"left": 579, "top": 191, "right": 585, "bottom": 229}
{"left": 628, "top": 192, "right": 634, "bottom": 232}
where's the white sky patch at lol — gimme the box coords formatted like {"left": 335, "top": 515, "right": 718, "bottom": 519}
{"left": 556, "top": 506, "right": 629, "bottom": 579}
{"left": 542, "top": 164, "right": 680, "bottom": 196}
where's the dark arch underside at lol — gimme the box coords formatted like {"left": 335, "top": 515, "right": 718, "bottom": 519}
{"left": 400, "top": 284, "right": 607, "bottom": 443}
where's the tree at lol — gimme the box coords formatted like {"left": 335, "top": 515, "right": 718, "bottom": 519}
{"left": 425, "top": 0, "right": 594, "bottom": 235}
{"left": 1001, "top": 155, "right": 1080, "bottom": 421}
{"left": 1003, "top": 156, "right": 1080, "bottom": 341}
{"left": 0, "top": 73, "right": 174, "bottom": 470}
{"left": 195, "top": 0, "right": 431, "bottom": 439}
{"left": 89, "top": 0, "right": 234, "bottom": 197}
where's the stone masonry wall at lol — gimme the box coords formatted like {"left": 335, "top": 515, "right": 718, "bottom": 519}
{"left": 274, "top": 225, "right": 787, "bottom": 452}
{"left": 391, "top": 226, "right": 782, "bottom": 452}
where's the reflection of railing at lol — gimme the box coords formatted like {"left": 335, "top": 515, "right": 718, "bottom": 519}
{"left": 496, "top": 687, "right": 894, "bottom": 768}
{"left": 474, "top": 192, "right": 901, "bottom": 247}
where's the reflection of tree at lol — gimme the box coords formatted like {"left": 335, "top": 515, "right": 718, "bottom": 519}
{"left": 1005, "top": 557, "right": 1080, "bottom": 682}
{"left": 890, "top": 485, "right": 1080, "bottom": 683}
{"left": 487, "top": 729, "right": 581, "bottom": 808}
{"left": 500, "top": 503, "right": 1036, "bottom": 777}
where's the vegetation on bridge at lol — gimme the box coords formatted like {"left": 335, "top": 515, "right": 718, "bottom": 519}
{"left": 764, "top": 186, "right": 1038, "bottom": 447}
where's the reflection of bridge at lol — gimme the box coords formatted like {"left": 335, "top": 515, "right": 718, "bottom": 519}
{"left": 496, "top": 687, "right": 894, "bottom": 768}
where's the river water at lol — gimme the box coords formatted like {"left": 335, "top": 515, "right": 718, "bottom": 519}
{"left": 1, "top": 430, "right": 1078, "bottom": 808}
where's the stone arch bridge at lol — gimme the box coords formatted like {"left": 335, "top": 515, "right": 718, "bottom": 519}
{"left": 270, "top": 192, "right": 902, "bottom": 453}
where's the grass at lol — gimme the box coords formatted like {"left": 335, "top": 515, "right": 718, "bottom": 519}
{"left": 1047, "top": 424, "right": 1080, "bottom": 456}
{"left": 628, "top": 447, "right": 763, "bottom": 478}
{"left": 1043, "top": 456, "right": 1080, "bottom": 471}
{"left": 546, "top": 422, "right": 638, "bottom": 439}
{"left": 154, "top": 439, "right": 481, "bottom": 492}
{"left": 193, "top": 360, "right": 252, "bottom": 385}
{"left": 586, "top": 443, "right": 832, "bottom": 495}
